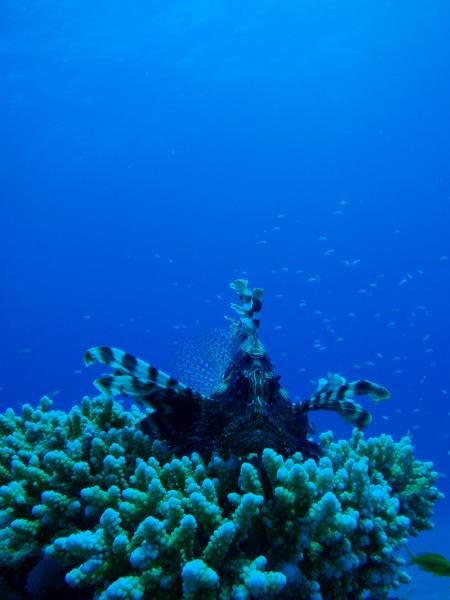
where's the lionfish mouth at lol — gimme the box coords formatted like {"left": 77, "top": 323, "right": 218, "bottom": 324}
{"left": 223, "top": 422, "right": 288, "bottom": 455}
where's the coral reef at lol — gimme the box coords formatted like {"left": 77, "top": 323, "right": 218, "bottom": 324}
{"left": 0, "top": 395, "right": 443, "bottom": 599}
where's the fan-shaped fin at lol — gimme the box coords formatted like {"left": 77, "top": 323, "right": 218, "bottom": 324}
{"left": 170, "top": 328, "right": 240, "bottom": 397}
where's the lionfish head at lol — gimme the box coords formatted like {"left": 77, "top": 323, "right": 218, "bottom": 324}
{"left": 212, "top": 333, "right": 294, "bottom": 455}
{"left": 233, "top": 336, "right": 280, "bottom": 411}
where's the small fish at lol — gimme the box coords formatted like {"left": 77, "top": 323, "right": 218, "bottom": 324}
{"left": 17, "top": 348, "right": 32, "bottom": 355}
{"left": 407, "top": 548, "right": 450, "bottom": 577}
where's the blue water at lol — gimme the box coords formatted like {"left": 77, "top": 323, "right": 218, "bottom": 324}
{"left": 1, "top": 1, "right": 450, "bottom": 596}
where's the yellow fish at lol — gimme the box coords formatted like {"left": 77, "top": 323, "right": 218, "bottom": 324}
{"left": 407, "top": 548, "right": 450, "bottom": 577}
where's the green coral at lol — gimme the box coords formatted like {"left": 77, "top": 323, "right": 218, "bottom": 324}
{"left": 0, "top": 395, "right": 443, "bottom": 599}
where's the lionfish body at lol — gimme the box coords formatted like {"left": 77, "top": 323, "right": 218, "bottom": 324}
{"left": 85, "top": 280, "right": 389, "bottom": 458}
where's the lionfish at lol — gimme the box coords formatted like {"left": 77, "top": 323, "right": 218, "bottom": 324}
{"left": 85, "top": 280, "right": 389, "bottom": 458}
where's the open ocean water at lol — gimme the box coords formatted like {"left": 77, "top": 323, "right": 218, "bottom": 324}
{"left": 1, "top": 1, "right": 449, "bottom": 598}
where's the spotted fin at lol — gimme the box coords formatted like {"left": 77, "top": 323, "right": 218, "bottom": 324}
{"left": 170, "top": 328, "right": 241, "bottom": 397}
{"left": 302, "top": 375, "right": 390, "bottom": 428}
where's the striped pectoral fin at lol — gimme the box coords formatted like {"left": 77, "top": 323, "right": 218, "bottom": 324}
{"left": 85, "top": 346, "right": 162, "bottom": 385}
{"left": 85, "top": 346, "right": 196, "bottom": 397}
{"left": 93, "top": 374, "right": 156, "bottom": 398}
{"left": 318, "top": 374, "right": 390, "bottom": 404}
{"left": 85, "top": 346, "right": 116, "bottom": 367}
{"left": 343, "top": 379, "right": 390, "bottom": 403}
{"left": 94, "top": 365, "right": 209, "bottom": 449}
{"left": 302, "top": 395, "right": 372, "bottom": 429}
{"left": 333, "top": 399, "right": 372, "bottom": 428}
{"left": 334, "top": 379, "right": 390, "bottom": 402}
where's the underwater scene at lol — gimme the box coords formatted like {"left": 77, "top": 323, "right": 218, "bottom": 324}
{"left": 1, "top": 1, "right": 449, "bottom": 598}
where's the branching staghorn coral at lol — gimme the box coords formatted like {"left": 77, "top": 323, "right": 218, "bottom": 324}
{"left": 0, "top": 395, "right": 152, "bottom": 570}
{"left": 0, "top": 395, "right": 443, "bottom": 599}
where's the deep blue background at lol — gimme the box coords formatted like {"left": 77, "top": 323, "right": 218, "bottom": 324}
{"left": 1, "top": 1, "right": 450, "bottom": 594}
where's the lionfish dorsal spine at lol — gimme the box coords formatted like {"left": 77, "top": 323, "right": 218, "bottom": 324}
{"left": 229, "top": 279, "right": 264, "bottom": 337}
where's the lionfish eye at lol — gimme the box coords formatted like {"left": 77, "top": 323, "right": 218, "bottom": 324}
{"left": 233, "top": 373, "right": 247, "bottom": 394}
{"left": 264, "top": 373, "right": 280, "bottom": 396}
